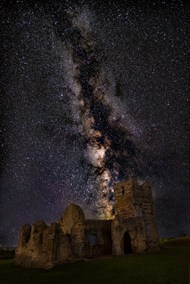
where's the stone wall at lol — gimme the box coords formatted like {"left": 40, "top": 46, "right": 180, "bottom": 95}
{"left": 114, "top": 178, "right": 140, "bottom": 218}
{"left": 140, "top": 182, "right": 160, "bottom": 251}
{"left": 15, "top": 221, "right": 75, "bottom": 268}
{"left": 15, "top": 178, "right": 160, "bottom": 268}
{"left": 111, "top": 215, "right": 147, "bottom": 255}
{"left": 113, "top": 178, "right": 160, "bottom": 252}
{"left": 60, "top": 203, "right": 86, "bottom": 259}
{"left": 85, "top": 220, "right": 112, "bottom": 258}
{"left": 15, "top": 204, "right": 112, "bottom": 268}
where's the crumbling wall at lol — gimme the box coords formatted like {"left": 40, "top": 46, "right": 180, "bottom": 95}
{"left": 84, "top": 220, "right": 112, "bottom": 258}
{"left": 15, "top": 221, "right": 75, "bottom": 268}
{"left": 113, "top": 178, "right": 160, "bottom": 252}
{"left": 114, "top": 178, "right": 141, "bottom": 218}
{"left": 15, "top": 179, "right": 160, "bottom": 269}
{"left": 140, "top": 182, "right": 160, "bottom": 251}
{"left": 59, "top": 203, "right": 86, "bottom": 259}
{"left": 111, "top": 215, "right": 146, "bottom": 255}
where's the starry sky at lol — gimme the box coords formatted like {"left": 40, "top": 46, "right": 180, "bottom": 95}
{"left": 0, "top": 0, "right": 190, "bottom": 245}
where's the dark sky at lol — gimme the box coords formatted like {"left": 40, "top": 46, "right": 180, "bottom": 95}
{"left": 0, "top": 0, "right": 190, "bottom": 245}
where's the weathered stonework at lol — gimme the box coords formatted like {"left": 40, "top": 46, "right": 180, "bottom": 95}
{"left": 15, "top": 178, "right": 160, "bottom": 268}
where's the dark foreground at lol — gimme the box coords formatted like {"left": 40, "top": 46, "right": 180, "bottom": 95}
{"left": 0, "top": 238, "right": 190, "bottom": 284}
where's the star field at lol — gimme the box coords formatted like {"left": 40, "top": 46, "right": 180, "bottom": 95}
{"left": 0, "top": 0, "right": 190, "bottom": 245}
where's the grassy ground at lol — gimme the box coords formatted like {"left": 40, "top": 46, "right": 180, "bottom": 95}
{"left": 0, "top": 250, "right": 15, "bottom": 259}
{"left": 161, "top": 236, "right": 190, "bottom": 247}
{"left": 0, "top": 239, "right": 190, "bottom": 284}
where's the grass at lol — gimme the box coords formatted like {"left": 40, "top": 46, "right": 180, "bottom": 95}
{"left": 161, "top": 236, "right": 190, "bottom": 247}
{"left": 0, "top": 238, "right": 190, "bottom": 284}
{"left": 0, "top": 250, "right": 15, "bottom": 259}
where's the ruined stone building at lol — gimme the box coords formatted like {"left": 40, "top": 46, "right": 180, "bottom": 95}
{"left": 15, "top": 178, "right": 160, "bottom": 268}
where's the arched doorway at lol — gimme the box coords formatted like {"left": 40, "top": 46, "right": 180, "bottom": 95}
{"left": 124, "top": 232, "right": 132, "bottom": 254}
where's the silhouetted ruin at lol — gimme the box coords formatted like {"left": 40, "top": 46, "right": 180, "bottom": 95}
{"left": 15, "top": 178, "right": 160, "bottom": 268}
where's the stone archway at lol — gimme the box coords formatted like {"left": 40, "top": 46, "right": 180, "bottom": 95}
{"left": 124, "top": 232, "right": 132, "bottom": 254}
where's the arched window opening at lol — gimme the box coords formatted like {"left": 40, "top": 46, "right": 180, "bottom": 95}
{"left": 87, "top": 232, "right": 97, "bottom": 246}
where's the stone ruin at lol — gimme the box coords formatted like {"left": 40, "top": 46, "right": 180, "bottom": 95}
{"left": 15, "top": 178, "right": 160, "bottom": 268}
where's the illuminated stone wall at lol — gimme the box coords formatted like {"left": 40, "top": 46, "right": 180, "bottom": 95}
{"left": 15, "top": 178, "right": 160, "bottom": 268}
{"left": 113, "top": 178, "right": 160, "bottom": 252}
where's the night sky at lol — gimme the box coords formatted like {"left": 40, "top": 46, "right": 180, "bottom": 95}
{"left": 0, "top": 0, "right": 190, "bottom": 246}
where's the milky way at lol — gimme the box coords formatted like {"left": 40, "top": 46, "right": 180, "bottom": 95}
{"left": 0, "top": 0, "right": 190, "bottom": 245}
{"left": 51, "top": 4, "right": 142, "bottom": 218}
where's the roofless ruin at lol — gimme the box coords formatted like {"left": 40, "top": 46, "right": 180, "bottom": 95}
{"left": 15, "top": 178, "right": 160, "bottom": 268}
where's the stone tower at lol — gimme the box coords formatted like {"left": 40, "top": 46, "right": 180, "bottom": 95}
{"left": 113, "top": 177, "right": 160, "bottom": 251}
